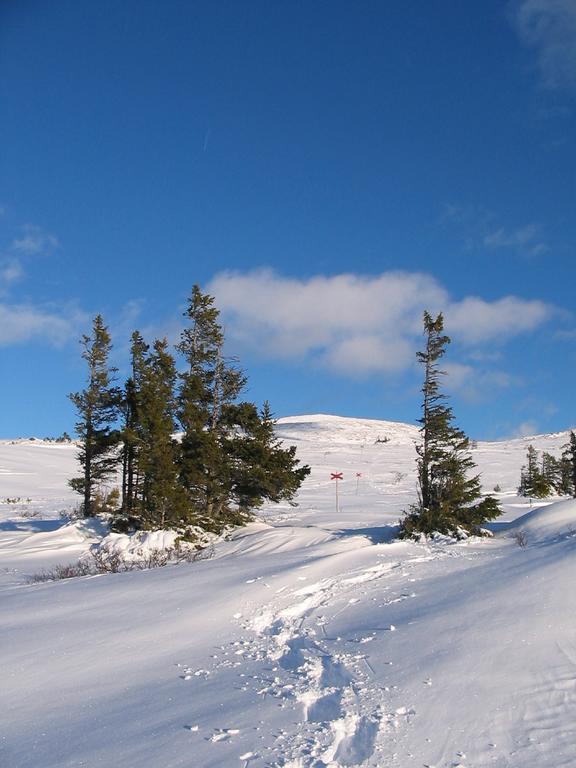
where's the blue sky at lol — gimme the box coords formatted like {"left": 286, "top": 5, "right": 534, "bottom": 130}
{"left": 0, "top": 0, "right": 575, "bottom": 439}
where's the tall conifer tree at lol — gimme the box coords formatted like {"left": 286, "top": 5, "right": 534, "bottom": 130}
{"left": 176, "top": 286, "right": 309, "bottom": 533}
{"left": 117, "top": 331, "right": 148, "bottom": 527}
{"left": 69, "top": 315, "right": 121, "bottom": 516}
{"left": 136, "top": 338, "right": 188, "bottom": 528}
{"left": 400, "top": 311, "right": 500, "bottom": 538}
{"left": 226, "top": 401, "right": 310, "bottom": 514}
{"left": 561, "top": 431, "right": 576, "bottom": 498}
{"left": 176, "top": 286, "right": 228, "bottom": 526}
{"left": 518, "top": 445, "right": 554, "bottom": 498}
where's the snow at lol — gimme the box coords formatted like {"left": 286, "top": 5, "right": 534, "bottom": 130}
{"left": 1, "top": 415, "right": 575, "bottom": 767}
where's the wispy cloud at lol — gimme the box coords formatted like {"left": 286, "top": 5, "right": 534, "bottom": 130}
{"left": 0, "top": 302, "right": 86, "bottom": 347}
{"left": 510, "top": 419, "right": 539, "bottom": 438}
{"left": 442, "top": 203, "right": 548, "bottom": 256}
{"left": 512, "top": 0, "right": 576, "bottom": 91}
{"left": 554, "top": 327, "right": 576, "bottom": 340}
{"left": 483, "top": 224, "right": 548, "bottom": 255}
{"left": 11, "top": 224, "right": 59, "bottom": 256}
{"left": 0, "top": 216, "right": 88, "bottom": 348}
{"left": 0, "top": 260, "right": 24, "bottom": 288}
{"left": 207, "top": 269, "right": 554, "bottom": 378}
{"left": 441, "top": 203, "right": 496, "bottom": 251}
{"left": 443, "top": 362, "right": 518, "bottom": 403}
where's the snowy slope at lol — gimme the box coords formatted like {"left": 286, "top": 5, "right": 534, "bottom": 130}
{"left": 1, "top": 416, "right": 575, "bottom": 768}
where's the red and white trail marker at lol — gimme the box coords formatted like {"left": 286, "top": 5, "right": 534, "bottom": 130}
{"left": 355, "top": 472, "right": 362, "bottom": 494}
{"left": 331, "top": 472, "right": 343, "bottom": 512}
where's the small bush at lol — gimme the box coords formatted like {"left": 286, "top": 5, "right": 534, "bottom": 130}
{"left": 512, "top": 530, "right": 528, "bottom": 548}
{"left": 28, "top": 543, "right": 210, "bottom": 583}
{"left": 20, "top": 508, "right": 41, "bottom": 519}
{"left": 28, "top": 561, "right": 93, "bottom": 582}
{"left": 59, "top": 506, "right": 84, "bottom": 522}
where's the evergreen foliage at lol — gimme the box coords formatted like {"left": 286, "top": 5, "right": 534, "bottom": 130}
{"left": 119, "top": 331, "right": 148, "bottom": 521}
{"left": 175, "top": 286, "right": 310, "bottom": 534}
{"left": 541, "top": 451, "right": 561, "bottom": 492}
{"left": 71, "top": 286, "right": 311, "bottom": 537}
{"left": 519, "top": 438, "right": 576, "bottom": 498}
{"left": 518, "top": 444, "right": 551, "bottom": 498}
{"left": 400, "top": 311, "right": 501, "bottom": 538}
{"left": 69, "top": 315, "right": 122, "bottom": 516}
{"left": 135, "top": 338, "right": 189, "bottom": 528}
{"left": 229, "top": 401, "right": 311, "bottom": 513}
{"left": 176, "top": 285, "right": 246, "bottom": 530}
{"left": 561, "top": 431, "right": 576, "bottom": 498}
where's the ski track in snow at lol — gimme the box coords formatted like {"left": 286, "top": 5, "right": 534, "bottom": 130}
{"left": 177, "top": 544, "right": 463, "bottom": 767}
{"left": 245, "top": 550, "right": 437, "bottom": 766}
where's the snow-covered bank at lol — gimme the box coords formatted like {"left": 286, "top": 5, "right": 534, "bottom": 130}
{"left": 1, "top": 415, "right": 575, "bottom": 767}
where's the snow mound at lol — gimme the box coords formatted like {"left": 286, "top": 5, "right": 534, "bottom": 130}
{"left": 215, "top": 521, "right": 342, "bottom": 558}
{"left": 16, "top": 517, "right": 107, "bottom": 550}
{"left": 509, "top": 498, "right": 576, "bottom": 543}
{"left": 276, "top": 413, "right": 419, "bottom": 445}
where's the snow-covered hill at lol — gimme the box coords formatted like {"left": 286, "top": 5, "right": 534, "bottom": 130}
{"left": 1, "top": 415, "right": 575, "bottom": 767}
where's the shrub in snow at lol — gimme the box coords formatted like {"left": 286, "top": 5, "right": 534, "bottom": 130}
{"left": 28, "top": 532, "right": 212, "bottom": 583}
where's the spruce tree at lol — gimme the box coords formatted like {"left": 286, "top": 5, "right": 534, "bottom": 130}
{"left": 558, "top": 453, "right": 574, "bottom": 496}
{"left": 230, "top": 401, "right": 310, "bottom": 513}
{"left": 69, "top": 315, "right": 122, "bottom": 516}
{"left": 116, "top": 331, "right": 148, "bottom": 529}
{"left": 176, "top": 285, "right": 235, "bottom": 529}
{"left": 136, "top": 338, "right": 188, "bottom": 529}
{"left": 541, "top": 452, "right": 560, "bottom": 493}
{"left": 400, "top": 311, "right": 500, "bottom": 538}
{"left": 176, "top": 285, "right": 310, "bottom": 533}
{"left": 562, "top": 431, "right": 576, "bottom": 498}
{"left": 518, "top": 445, "right": 553, "bottom": 498}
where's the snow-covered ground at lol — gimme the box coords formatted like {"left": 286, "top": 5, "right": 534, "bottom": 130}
{"left": 1, "top": 415, "right": 575, "bottom": 768}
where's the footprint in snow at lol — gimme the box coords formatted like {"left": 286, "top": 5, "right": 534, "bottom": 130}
{"left": 209, "top": 727, "right": 240, "bottom": 742}
{"left": 180, "top": 668, "right": 211, "bottom": 680}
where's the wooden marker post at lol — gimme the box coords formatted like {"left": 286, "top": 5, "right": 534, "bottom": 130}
{"left": 355, "top": 472, "right": 362, "bottom": 494}
{"left": 331, "top": 472, "right": 343, "bottom": 513}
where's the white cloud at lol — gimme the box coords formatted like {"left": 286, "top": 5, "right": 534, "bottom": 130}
{"left": 0, "top": 302, "right": 84, "bottom": 347}
{"left": 208, "top": 269, "right": 553, "bottom": 376}
{"left": 443, "top": 362, "right": 475, "bottom": 390}
{"left": 445, "top": 296, "right": 550, "bottom": 344}
{"left": 322, "top": 336, "right": 414, "bottom": 376}
{"left": 513, "top": 0, "right": 576, "bottom": 90}
{"left": 443, "top": 362, "right": 518, "bottom": 403}
{"left": 11, "top": 225, "right": 59, "bottom": 255}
